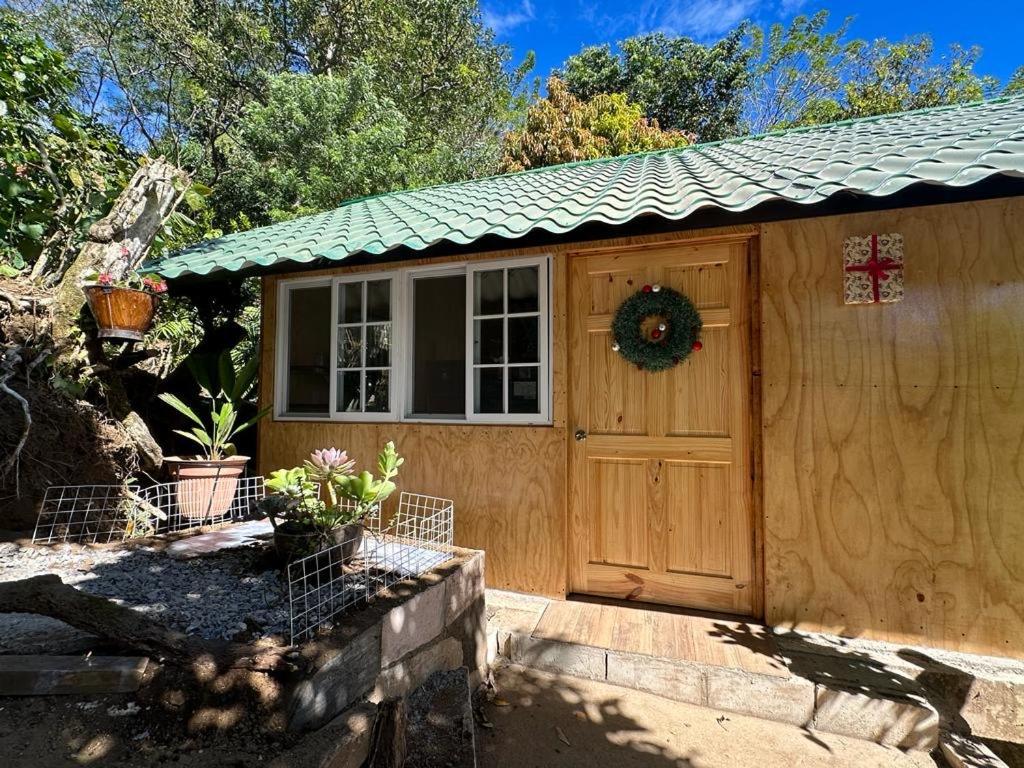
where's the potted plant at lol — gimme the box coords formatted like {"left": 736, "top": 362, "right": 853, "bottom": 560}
{"left": 259, "top": 443, "right": 403, "bottom": 564}
{"left": 82, "top": 269, "right": 167, "bottom": 341}
{"left": 158, "top": 393, "right": 271, "bottom": 520}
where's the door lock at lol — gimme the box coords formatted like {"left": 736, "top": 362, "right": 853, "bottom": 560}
{"left": 574, "top": 429, "right": 587, "bottom": 442}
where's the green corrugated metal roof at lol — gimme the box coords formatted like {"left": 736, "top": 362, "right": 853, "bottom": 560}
{"left": 153, "top": 95, "right": 1024, "bottom": 279}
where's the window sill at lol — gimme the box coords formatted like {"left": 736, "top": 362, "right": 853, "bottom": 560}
{"left": 272, "top": 413, "right": 553, "bottom": 427}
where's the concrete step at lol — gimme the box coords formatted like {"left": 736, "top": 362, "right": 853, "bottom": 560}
{"left": 940, "top": 733, "right": 1010, "bottom": 768}
{"left": 495, "top": 632, "right": 939, "bottom": 751}
{"left": 0, "top": 655, "right": 148, "bottom": 695}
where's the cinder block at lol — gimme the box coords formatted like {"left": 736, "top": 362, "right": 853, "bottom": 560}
{"left": 813, "top": 685, "right": 939, "bottom": 750}
{"left": 706, "top": 665, "right": 815, "bottom": 726}
{"left": 444, "top": 552, "right": 485, "bottom": 625}
{"left": 381, "top": 582, "right": 445, "bottom": 667}
{"left": 288, "top": 624, "right": 382, "bottom": 732}
{"left": 958, "top": 678, "right": 1024, "bottom": 744}
{"left": 447, "top": 597, "right": 488, "bottom": 679}
{"left": 371, "top": 637, "right": 463, "bottom": 703}
{"left": 606, "top": 651, "right": 705, "bottom": 706}
{"left": 940, "top": 732, "right": 1010, "bottom": 768}
{"left": 509, "top": 635, "right": 606, "bottom": 681}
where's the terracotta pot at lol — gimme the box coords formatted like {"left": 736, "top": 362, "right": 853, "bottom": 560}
{"left": 164, "top": 455, "right": 249, "bottom": 521}
{"left": 83, "top": 285, "right": 160, "bottom": 341}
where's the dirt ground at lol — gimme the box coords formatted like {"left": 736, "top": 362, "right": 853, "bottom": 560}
{"left": 477, "top": 663, "right": 940, "bottom": 768}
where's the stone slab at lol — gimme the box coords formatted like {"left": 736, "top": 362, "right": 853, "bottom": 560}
{"left": 0, "top": 655, "right": 148, "bottom": 695}
{"left": 289, "top": 623, "right": 382, "bottom": 732}
{"left": 380, "top": 582, "right": 445, "bottom": 667}
{"left": 813, "top": 685, "right": 939, "bottom": 750}
{"left": 606, "top": 650, "right": 706, "bottom": 706}
{"left": 509, "top": 635, "right": 606, "bottom": 681}
{"left": 166, "top": 519, "right": 273, "bottom": 559}
{"left": 940, "top": 733, "right": 1009, "bottom": 768}
{"left": 705, "top": 664, "right": 815, "bottom": 727}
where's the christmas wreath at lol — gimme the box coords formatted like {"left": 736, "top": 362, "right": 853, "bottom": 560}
{"left": 611, "top": 284, "right": 702, "bottom": 371}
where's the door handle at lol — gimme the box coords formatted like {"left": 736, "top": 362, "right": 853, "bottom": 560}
{"left": 574, "top": 429, "right": 587, "bottom": 442}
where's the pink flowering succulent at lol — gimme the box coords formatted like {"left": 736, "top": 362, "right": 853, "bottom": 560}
{"left": 83, "top": 269, "right": 169, "bottom": 295}
{"left": 304, "top": 447, "right": 355, "bottom": 485}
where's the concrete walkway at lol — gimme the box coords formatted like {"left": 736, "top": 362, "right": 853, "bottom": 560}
{"left": 479, "top": 663, "right": 938, "bottom": 768}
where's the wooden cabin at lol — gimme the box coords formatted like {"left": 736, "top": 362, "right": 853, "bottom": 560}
{"left": 156, "top": 96, "right": 1024, "bottom": 659}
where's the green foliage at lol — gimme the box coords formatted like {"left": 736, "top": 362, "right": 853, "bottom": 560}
{"left": 501, "top": 77, "right": 691, "bottom": 172}
{"left": 213, "top": 68, "right": 413, "bottom": 226}
{"left": 746, "top": 11, "right": 1000, "bottom": 132}
{"left": 1006, "top": 66, "right": 1024, "bottom": 96}
{"left": 0, "top": 10, "right": 132, "bottom": 275}
{"left": 560, "top": 30, "right": 751, "bottom": 142}
{"left": 158, "top": 392, "right": 270, "bottom": 460}
{"left": 334, "top": 441, "right": 404, "bottom": 516}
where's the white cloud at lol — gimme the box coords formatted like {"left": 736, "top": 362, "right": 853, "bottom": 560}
{"left": 483, "top": 0, "right": 536, "bottom": 36}
{"left": 635, "top": 0, "right": 760, "bottom": 39}
{"left": 778, "top": 0, "right": 808, "bottom": 13}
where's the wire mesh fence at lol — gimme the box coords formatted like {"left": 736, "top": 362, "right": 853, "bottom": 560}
{"left": 32, "top": 476, "right": 266, "bottom": 544}
{"left": 33, "top": 484, "right": 141, "bottom": 544}
{"left": 287, "top": 492, "right": 455, "bottom": 643}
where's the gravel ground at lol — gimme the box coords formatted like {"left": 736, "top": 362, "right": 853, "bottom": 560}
{"left": 0, "top": 540, "right": 290, "bottom": 650}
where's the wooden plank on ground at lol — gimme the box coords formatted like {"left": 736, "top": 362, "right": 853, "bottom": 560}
{"left": 0, "top": 655, "right": 148, "bottom": 695}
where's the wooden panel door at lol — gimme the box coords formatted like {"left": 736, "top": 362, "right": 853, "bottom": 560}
{"left": 568, "top": 239, "right": 755, "bottom": 615}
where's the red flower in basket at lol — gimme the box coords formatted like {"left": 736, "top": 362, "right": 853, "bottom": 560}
{"left": 97, "top": 272, "right": 115, "bottom": 286}
{"left": 142, "top": 275, "right": 168, "bottom": 294}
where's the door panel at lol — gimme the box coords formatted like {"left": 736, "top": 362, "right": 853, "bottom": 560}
{"left": 568, "top": 239, "right": 755, "bottom": 615}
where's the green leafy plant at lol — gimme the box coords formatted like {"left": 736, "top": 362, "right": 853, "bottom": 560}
{"left": 259, "top": 442, "right": 403, "bottom": 533}
{"left": 157, "top": 393, "right": 269, "bottom": 460}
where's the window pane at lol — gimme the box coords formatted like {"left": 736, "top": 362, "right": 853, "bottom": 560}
{"left": 413, "top": 275, "right": 466, "bottom": 414}
{"left": 475, "top": 367, "right": 503, "bottom": 413}
{"left": 339, "top": 325, "right": 363, "bottom": 368}
{"left": 508, "top": 267, "right": 539, "bottom": 313}
{"left": 338, "top": 370, "right": 362, "bottom": 412}
{"left": 286, "top": 285, "right": 331, "bottom": 414}
{"left": 474, "top": 318, "right": 504, "bottom": 364}
{"left": 365, "top": 370, "right": 389, "bottom": 412}
{"left": 509, "top": 366, "right": 539, "bottom": 413}
{"left": 508, "top": 315, "right": 538, "bottom": 363}
{"left": 366, "top": 280, "right": 390, "bottom": 322}
{"left": 474, "top": 270, "right": 503, "bottom": 315}
{"left": 339, "top": 282, "right": 362, "bottom": 323}
{"left": 366, "top": 324, "right": 391, "bottom": 367}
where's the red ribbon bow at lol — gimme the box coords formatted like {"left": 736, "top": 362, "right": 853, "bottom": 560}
{"left": 845, "top": 234, "right": 900, "bottom": 303}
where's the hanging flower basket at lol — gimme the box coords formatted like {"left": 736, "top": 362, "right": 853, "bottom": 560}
{"left": 82, "top": 269, "right": 167, "bottom": 342}
{"left": 83, "top": 285, "right": 161, "bottom": 341}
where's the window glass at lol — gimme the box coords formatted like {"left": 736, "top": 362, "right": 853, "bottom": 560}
{"left": 412, "top": 275, "right": 466, "bottom": 415}
{"left": 471, "top": 264, "right": 542, "bottom": 416}
{"left": 286, "top": 285, "right": 331, "bottom": 414}
{"left": 336, "top": 279, "right": 392, "bottom": 415}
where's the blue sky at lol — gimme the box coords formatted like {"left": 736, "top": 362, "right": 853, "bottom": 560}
{"left": 482, "top": 0, "right": 1021, "bottom": 88}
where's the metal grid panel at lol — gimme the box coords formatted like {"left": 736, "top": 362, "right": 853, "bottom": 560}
{"left": 32, "top": 484, "right": 140, "bottom": 544}
{"left": 286, "top": 527, "right": 369, "bottom": 643}
{"left": 146, "top": 474, "right": 266, "bottom": 534}
{"left": 287, "top": 492, "right": 455, "bottom": 643}
{"left": 32, "top": 476, "right": 265, "bottom": 543}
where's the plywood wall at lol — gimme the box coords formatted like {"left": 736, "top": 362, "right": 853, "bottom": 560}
{"left": 761, "top": 196, "right": 1024, "bottom": 657}
{"left": 259, "top": 253, "right": 570, "bottom": 597}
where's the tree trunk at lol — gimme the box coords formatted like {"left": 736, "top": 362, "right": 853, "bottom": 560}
{"left": 0, "top": 574, "right": 291, "bottom": 671}
{"left": 52, "top": 157, "right": 189, "bottom": 345}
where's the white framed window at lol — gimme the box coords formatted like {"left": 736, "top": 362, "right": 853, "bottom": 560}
{"left": 330, "top": 274, "right": 398, "bottom": 420}
{"left": 275, "top": 255, "right": 550, "bottom": 425}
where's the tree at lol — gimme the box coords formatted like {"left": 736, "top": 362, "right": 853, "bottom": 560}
{"left": 500, "top": 77, "right": 691, "bottom": 173}
{"left": 560, "top": 30, "right": 750, "bottom": 142}
{"left": 1008, "top": 67, "right": 1024, "bottom": 96}
{"left": 212, "top": 68, "right": 412, "bottom": 227}
{"left": 746, "top": 11, "right": 1000, "bottom": 132}
{"left": 0, "top": 10, "right": 133, "bottom": 280}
